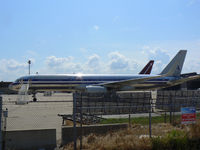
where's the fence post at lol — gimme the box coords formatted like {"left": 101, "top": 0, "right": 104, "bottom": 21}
{"left": 73, "top": 93, "right": 77, "bottom": 150}
{"left": 170, "top": 93, "right": 172, "bottom": 124}
{"left": 80, "top": 93, "right": 83, "bottom": 150}
{"left": 149, "top": 97, "right": 152, "bottom": 138}
{"left": 129, "top": 97, "right": 131, "bottom": 127}
{"left": 2, "top": 108, "right": 7, "bottom": 150}
{"left": 0, "top": 96, "right": 2, "bottom": 150}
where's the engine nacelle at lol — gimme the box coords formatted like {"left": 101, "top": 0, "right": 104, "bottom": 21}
{"left": 85, "top": 85, "right": 107, "bottom": 93}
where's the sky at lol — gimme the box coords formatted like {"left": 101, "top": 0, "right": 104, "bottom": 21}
{"left": 0, "top": 0, "right": 200, "bottom": 81}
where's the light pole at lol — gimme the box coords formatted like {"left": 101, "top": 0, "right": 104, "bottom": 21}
{"left": 28, "top": 60, "right": 31, "bottom": 75}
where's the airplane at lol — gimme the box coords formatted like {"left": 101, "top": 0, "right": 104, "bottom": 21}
{"left": 9, "top": 50, "right": 200, "bottom": 102}
{"left": 9, "top": 60, "right": 154, "bottom": 101}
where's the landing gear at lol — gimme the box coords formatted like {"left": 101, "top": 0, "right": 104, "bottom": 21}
{"left": 33, "top": 97, "right": 37, "bottom": 102}
{"left": 32, "top": 93, "right": 37, "bottom": 102}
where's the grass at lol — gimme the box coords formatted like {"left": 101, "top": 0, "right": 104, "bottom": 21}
{"left": 63, "top": 121, "right": 200, "bottom": 150}
{"left": 151, "top": 130, "right": 189, "bottom": 150}
{"left": 100, "top": 114, "right": 181, "bottom": 125}
{"left": 151, "top": 124, "right": 200, "bottom": 150}
{"left": 63, "top": 113, "right": 200, "bottom": 150}
{"left": 64, "top": 124, "right": 153, "bottom": 150}
{"left": 100, "top": 113, "right": 200, "bottom": 125}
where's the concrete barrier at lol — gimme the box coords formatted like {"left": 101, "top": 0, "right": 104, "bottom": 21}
{"left": 5, "top": 129, "right": 56, "bottom": 150}
{"left": 61, "top": 123, "right": 128, "bottom": 145}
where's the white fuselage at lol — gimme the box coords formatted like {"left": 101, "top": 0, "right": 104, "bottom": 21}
{"left": 9, "top": 74, "right": 176, "bottom": 92}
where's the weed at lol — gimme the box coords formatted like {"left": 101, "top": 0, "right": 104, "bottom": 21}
{"left": 63, "top": 119, "right": 200, "bottom": 150}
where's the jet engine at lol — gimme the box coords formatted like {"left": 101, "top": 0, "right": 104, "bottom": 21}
{"left": 85, "top": 85, "right": 107, "bottom": 93}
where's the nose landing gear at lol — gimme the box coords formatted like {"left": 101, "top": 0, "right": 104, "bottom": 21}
{"left": 32, "top": 93, "right": 37, "bottom": 102}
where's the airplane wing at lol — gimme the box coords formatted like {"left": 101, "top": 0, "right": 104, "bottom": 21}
{"left": 97, "top": 74, "right": 200, "bottom": 90}
{"left": 167, "top": 74, "right": 200, "bottom": 86}
{"left": 97, "top": 75, "right": 165, "bottom": 88}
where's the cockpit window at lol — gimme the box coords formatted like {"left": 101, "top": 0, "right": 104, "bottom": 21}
{"left": 15, "top": 78, "right": 22, "bottom": 83}
{"left": 22, "top": 76, "right": 29, "bottom": 81}
{"left": 15, "top": 76, "right": 29, "bottom": 83}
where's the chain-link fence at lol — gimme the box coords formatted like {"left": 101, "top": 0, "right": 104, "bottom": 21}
{"left": 72, "top": 90, "right": 200, "bottom": 149}
{"left": 74, "top": 90, "right": 200, "bottom": 123}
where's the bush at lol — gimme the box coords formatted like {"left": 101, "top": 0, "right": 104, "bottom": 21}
{"left": 64, "top": 122, "right": 200, "bottom": 150}
{"left": 151, "top": 129, "right": 200, "bottom": 150}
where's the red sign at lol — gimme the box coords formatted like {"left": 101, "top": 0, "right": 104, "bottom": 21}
{"left": 181, "top": 107, "right": 196, "bottom": 124}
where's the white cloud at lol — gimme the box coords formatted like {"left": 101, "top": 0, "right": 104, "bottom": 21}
{"left": 108, "top": 52, "right": 129, "bottom": 70}
{"left": 46, "top": 56, "right": 73, "bottom": 68}
{"left": 83, "top": 54, "right": 103, "bottom": 73}
{"left": 0, "top": 59, "right": 28, "bottom": 81}
{"left": 45, "top": 56, "right": 82, "bottom": 74}
{"left": 0, "top": 59, "right": 27, "bottom": 72}
{"left": 93, "top": 25, "right": 99, "bottom": 30}
{"left": 141, "top": 47, "right": 170, "bottom": 74}
{"left": 107, "top": 51, "right": 139, "bottom": 73}
{"left": 183, "top": 58, "right": 200, "bottom": 73}
{"left": 87, "top": 54, "right": 100, "bottom": 68}
{"left": 44, "top": 55, "right": 101, "bottom": 74}
{"left": 43, "top": 52, "right": 140, "bottom": 75}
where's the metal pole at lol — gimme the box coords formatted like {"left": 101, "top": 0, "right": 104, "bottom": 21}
{"left": 2, "top": 108, "right": 8, "bottom": 150}
{"left": 149, "top": 105, "right": 152, "bottom": 138}
{"left": 164, "top": 112, "right": 167, "bottom": 123}
{"left": 170, "top": 93, "right": 172, "bottom": 124}
{"left": 149, "top": 98, "right": 152, "bottom": 138}
{"left": 29, "top": 64, "right": 30, "bottom": 75}
{"left": 80, "top": 93, "right": 82, "bottom": 150}
{"left": 28, "top": 60, "right": 31, "bottom": 75}
{"left": 0, "top": 97, "right": 3, "bottom": 150}
{"left": 73, "top": 93, "right": 77, "bottom": 150}
{"left": 129, "top": 97, "right": 131, "bottom": 127}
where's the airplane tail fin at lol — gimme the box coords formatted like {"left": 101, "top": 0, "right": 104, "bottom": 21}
{"left": 160, "top": 50, "right": 187, "bottom": 77}
{"left": 139, "top": 60, "right": 154, "bottom": 74}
